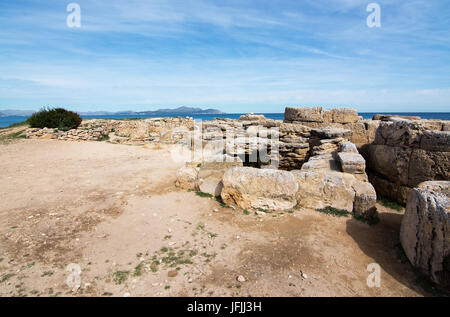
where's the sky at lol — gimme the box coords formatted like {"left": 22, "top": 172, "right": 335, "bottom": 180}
{"left": 0, "top": 0, "right": 449, "bottom": 113}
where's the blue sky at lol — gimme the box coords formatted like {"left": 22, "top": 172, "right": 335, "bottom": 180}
{"left": 0, "top": 0, "right": 449, "bottom": 113}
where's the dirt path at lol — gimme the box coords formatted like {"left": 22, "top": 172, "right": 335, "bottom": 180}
{"left": 0, "top": 139, "right": 431, "bottom": 297}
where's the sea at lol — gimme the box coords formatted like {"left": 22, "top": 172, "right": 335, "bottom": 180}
{"left": 1, "top": 112, "right": 450, "bottom": 128}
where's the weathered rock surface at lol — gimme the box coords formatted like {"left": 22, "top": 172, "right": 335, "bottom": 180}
{"left": 340, "top": 141, "right": 358, "bottom": 153}
{"left": 221, "top": 167, "right": 299, "bottom": 210}
{"left": 175, "top": 166, "right": 199, "bottom": 190}
{"left": 239, "top": 113, "right": 265, "bottom": 121}
{"left": 293, "top": 169, "right": 376, "bottom": 219}
{"left": 367, "top": 120, "right": 450, "bottom": 204}
{"left": 372, "top": 114, "right": 421, "bottom": 121}
{"left": 311, "top": 127, "right": 352, "bottom": 139}
{"left": 197, "top": 155, "right": 243, "bottom": 196}
{"left": 338, "top": 152, "right": 366, "bottom": 174}
{"left": 301, "top": 154, "right": 340, "bottom": 171}
{"left": 293, "top": 170, "right": 356, "bottom": 211}
{"left": 353, "top": 182, "right": 377, "bottom": 220}
{"left": 419, "top": 130, "right": 450, "bottom": 152}
{"left": 328, "top": 108, "right": 360, "bottom": 124}
{"left": 285, "top": 107, "right": 324, "bottom": 123}
{"left": 400, "top": 181, "right": 450, "bottom": 289}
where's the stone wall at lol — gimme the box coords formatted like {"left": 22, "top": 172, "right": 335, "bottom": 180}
{"left": 367, "top": 119, "right": 450, "bottom": 204}
{"left": 25, "top": 117, "right": 195, "bottom": 144}
{"left": 284, "top": 106, "right": 379, "bottom": 147}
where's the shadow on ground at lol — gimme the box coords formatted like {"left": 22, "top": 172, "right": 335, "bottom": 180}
{"left": 346, "top": 210, "right": 435, "bottom": 297}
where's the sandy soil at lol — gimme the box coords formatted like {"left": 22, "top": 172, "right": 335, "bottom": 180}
{"left": 0, "top": 139, "right": 433, "bottom": 297}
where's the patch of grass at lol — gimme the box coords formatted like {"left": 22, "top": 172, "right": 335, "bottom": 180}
{"left": 102, "top": 292, "right": 113, "bottom": 296}
{"left": 215, "top": 196, "right": 231, "bottom": 208}
{"left": 23, "top": 262, "right": 35, "bottom": 269}
{"left": 257, "top": 208, "right": 272, "bottom": 214}
{"left": 160, "top": 247, "right": 169, "bottom": 253}
{"left": 196, "top": 223, "right": 205, "bottom": 230}
{"left": 0, "top": 130, "right": 27, "bottom": 143}
{"left": 10, "top": 226, "right": 18, "bottom": 229}
{"left": 112, "top": 271, "right": 130, "bottom": 285}
{"left": 151, "top": 246, "right": 198, "bottom": 270}
{"left": 0, "top": 273, "right": 15, "bottom": 283}
{"left": 377, "top": 196, "right": 403, "bottom": 211}
{"left": 195, "top": 191, "right": 214, "bottom": 198}
{"left": 164, "top": 235, "right": 172, "bottom": 240}
{"left": 243, "top": 210, "right": 250, "bottom": 215}
{"left": 0, "top": 258, "right": 3, "bottom": 263}
{"left": 41, "top": 271, "right": 54, "bottom": 277}
{"left": 164, "top": 285, "right": 171, "bottom": 290}
{"left": 133, "top": 262, "right": 144, "bottom": 277}
{"left": 316, "top": 206, "right": 351, "bottom": 217}
{"left": 207, "top": 232, "right": 218, "bottom": 239}
{"left": 202, "top": 252, "right": 217, "bottom": 259}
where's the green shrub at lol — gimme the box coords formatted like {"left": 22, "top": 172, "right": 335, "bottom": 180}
{"left": 195, "top": 191, "right": 213, "bottom": 198}
{"left": 27, "top": 108, "right": 82, "bottom": 131}
{"left": 316, "top": 206, "right": 351, "bottom": 217}
{"left": 377, "top": 196, "right": 404, "bottom": 211}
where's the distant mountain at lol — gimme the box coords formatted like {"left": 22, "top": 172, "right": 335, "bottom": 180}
{"left": 78, "top": 111, "right": 116, "bottom": 116}
{"left": 0, "top": 109, "right": 35, "bottom": 116}
{"left": 80, "top": 106, "right": 224, "bottom": 116}
{"left": 0, "top": 107, "right": 225, "bottom": 117}
{"left": 141, "top": 106, "right": 224, "bottom": 115}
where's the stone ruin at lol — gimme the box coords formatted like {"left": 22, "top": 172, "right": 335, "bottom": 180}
{"left": 21, "top": 106, "right": 450, "bottom": 289}
{"left": 25, "top": 117, "right": 194, "bottom": 143}
{"left": 176, "top": 108, "right": 379, "bottom": 222}
{"left": 174, "top": 107, "right": 449, "bottom": 289}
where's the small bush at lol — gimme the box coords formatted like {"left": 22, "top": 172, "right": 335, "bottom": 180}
{"left": 27, "top": 108, "right": 82, "bottom": 131}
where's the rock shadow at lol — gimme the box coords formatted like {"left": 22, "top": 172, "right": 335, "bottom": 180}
{"left": 345, "top": 210, "right": 432, "bottom": 296}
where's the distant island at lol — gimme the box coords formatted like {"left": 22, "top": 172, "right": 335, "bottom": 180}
{"left": 80, "top": 106, "right": 225, "bottom": 116}
{"left": 0, "top": 107, "right": 225, "bottom": 117}
{"left": 0, "top": 109, "right": 36, "bottom": 117}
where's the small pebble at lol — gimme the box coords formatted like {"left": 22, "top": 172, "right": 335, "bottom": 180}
{"left": 237, "top": 275, "right": 246, "bottom": 282}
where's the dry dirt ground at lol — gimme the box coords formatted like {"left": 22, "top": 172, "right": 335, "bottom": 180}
{"left": 0, "top": 138, "right": 436, "bottom": 297}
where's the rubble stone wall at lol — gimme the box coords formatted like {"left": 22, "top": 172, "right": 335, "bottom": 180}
{"left": 367, "top": 120, "right": 450, "bottom": 204}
